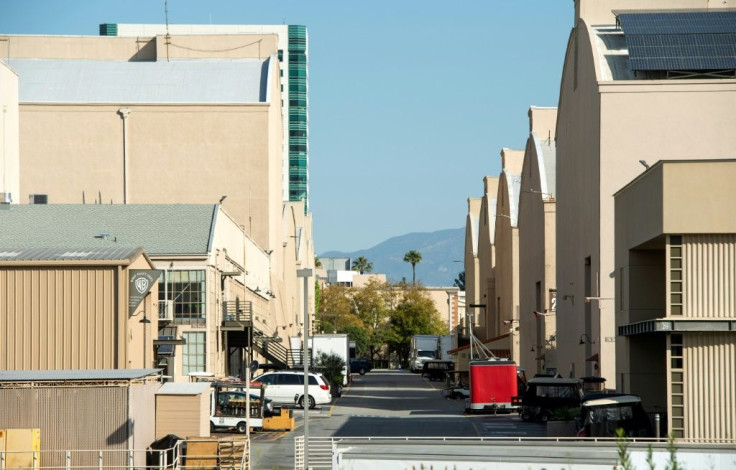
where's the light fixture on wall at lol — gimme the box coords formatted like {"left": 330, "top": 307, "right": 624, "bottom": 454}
{"left": 579, "top": 333, "right": 595, "bottom": 345}
{"left": 639, "top": 160, "right": 650, "bottom": 170}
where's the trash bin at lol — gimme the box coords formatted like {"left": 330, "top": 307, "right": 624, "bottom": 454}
{"left": 146, "top": 434, "right": 183, "bottom": 469}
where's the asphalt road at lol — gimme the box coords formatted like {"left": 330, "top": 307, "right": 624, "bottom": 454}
{"left": 244, "top": 369, "right": 546, "bottom": 469}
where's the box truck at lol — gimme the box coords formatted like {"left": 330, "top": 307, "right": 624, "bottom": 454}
{"left": 291, "top": 334, "right": 350, "bottom": 385}
{"left": 410, "top": 335, "right": 439, "bottom": 372}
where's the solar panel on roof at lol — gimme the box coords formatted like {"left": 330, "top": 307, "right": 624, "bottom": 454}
{"left": 617, "top": 11, "right": 736, "bottom": 72}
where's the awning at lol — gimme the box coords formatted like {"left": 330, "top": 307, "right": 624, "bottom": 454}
{"left": 585, "top": 353, "right": 599, "bottom": 362}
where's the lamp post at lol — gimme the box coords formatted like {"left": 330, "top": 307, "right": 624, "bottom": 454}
{"left": 296, "top": 268, "right": 312, "bottom": 469}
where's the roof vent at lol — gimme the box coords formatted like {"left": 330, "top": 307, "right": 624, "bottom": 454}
{"left": 29, "top": 194, "right": 48, "bottom": 205}
{"left": 0, "top": 192, "right": 11, "bottom": 204}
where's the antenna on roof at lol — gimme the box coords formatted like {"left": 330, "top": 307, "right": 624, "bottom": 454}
{"left": 164, "top": 0, "right": 171, "bottom": 62}
{"left": 98, "top": 190, "right": 102, "bottom": 204}
{"left": 82, "top": 191, "right": 86, "bottom": 204}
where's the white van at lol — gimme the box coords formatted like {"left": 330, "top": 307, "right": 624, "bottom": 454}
{"left": 254, "top": 371, "right": 332, "bottom": 409}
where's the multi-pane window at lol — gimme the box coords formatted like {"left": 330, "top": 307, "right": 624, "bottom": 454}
{"left": 669, "top": 235, "right": 683, "bottom": 316}
{"left": 158, "top": 270, "right": 207, "bottom": 325}
{"left": 182, "top": 331, "right": 206, "bottom": 376}
{"left": 669, "top": 333, "right": 684, "bottom": 438}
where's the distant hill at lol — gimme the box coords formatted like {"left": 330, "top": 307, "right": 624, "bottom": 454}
{"left": 319, "top": 227, "right": 465, "bottom": 287}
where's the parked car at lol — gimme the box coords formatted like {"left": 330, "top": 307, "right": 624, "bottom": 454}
{"left": 421, "top": 360, "right": 453, "bottom": 382}
{"left": 578, "top": 394, "right": 653, "bottom": 438}
{"left": 253, "top": 370, "right": 332, "bottom": 409}
{"left": 520, "top": 377, "right": 584, "bottom": 423}
{"left": 349, "top": 358, "right": 372, "bottom": 375}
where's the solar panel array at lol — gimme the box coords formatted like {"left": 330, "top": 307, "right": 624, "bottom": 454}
{"left": 617, "top": 11, "right": 736, "bottom": 71}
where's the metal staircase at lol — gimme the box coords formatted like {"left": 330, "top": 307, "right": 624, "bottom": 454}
{"left": 251, "top": 327, "right": 310, "bottom": 370}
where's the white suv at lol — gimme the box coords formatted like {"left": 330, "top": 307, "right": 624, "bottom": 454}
{"left": 254, "top": 371, "right": 332, "bottom": 409}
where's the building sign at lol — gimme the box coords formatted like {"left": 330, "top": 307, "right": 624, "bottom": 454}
{"left": 129, "top": 269, "right": 163, "bottom": 315}
{"left": 549, "top": 289, "right": 557, "bottom": 312}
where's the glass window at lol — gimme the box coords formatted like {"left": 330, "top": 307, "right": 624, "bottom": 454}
{"left": 279, "top": 374, "right": 300, "bottom": 385}
{"left": 159, "top": 270, "right": 207, "bottom": 325}
{"left": 258, "top": 374, "right": 276, "bottom": 385}
{"left": 182, "top": 332, "right": 206, "bottom": 376}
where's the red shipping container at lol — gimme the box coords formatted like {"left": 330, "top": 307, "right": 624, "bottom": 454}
{"left": 469, "top": 360, "right": 519, "bottom": 411}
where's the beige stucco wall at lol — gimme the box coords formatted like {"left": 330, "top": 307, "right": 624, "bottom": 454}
{"left": 555, "top": 3, "right": 736, "bottom": 385}
{"left": 494, "top": 167, "right": 522, "bottom": 364}
{"left": 0, "top": 62, "right": 19, "bottom": 203}
{"left": 519, "top": 132, "right": 557, "bottom": 375}
{"left": 464, "top": 198, "right": 481, "bottom": 314}
{"left": 0, "top": 33, "right": 278, "bottom": 62}
{"left": 476, "top": 177, "right": 498, "bottom": 334}
{"left": 18, "top": 102, "right": 281, "bottom": 250}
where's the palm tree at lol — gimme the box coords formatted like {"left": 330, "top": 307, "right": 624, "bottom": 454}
{"left": 351, "top": 256, "right": 373, "bottom": 274}
{"left": 403, "top": 250, "right": 422, "bottom": 286}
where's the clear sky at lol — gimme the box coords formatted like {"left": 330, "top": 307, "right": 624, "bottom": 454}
{"left": 1, "top": 0, "right": 573, "bottom": 253}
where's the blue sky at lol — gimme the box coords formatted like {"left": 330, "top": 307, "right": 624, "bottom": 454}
{"left": 1, "top": 1, "right": 572, "bottom": 253}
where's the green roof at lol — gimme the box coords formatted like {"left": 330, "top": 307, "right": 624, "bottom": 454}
{"left": 0, "top": 204, "right": 217, "bottom": 255}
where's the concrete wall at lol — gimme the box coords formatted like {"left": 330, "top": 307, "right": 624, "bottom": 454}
{"left": 519, "top": 131, "right": 557, "bottom": 375}
{"left": 0, "top": 62, "right": 19, "bottom": 203}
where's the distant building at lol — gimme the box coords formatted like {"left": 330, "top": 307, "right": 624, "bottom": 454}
{"left": 99, "top": 23, "right": 310, "bottom": 209}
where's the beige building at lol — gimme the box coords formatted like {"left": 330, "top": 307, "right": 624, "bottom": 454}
{"left": 463, "top": 197, "right": 482, "bottom": 332}
{"left": 615, "top": 160, "right": 736, "bottom": 440}
{"left": 0, "top": 204, "right": 312, "bottom": 381}
{"left": 492, "top": 149, "right": 524, "bottom": 364}
{"left": 475, "top": 177, "right": 498, "bottom": 340}
{"left": 0, "top": 62, "right": 19, "bottom": 204}
{"left": 518, "top": 107, "right": 558, "bottom": 376}
{"left": 0, "top": 33, "right": 284, "bottom": 253}
{"left": 0, "top": 246, "right": 158, "bottom": 370}
{"left": 555, "top": 0, "right": 736, "bottom": 387}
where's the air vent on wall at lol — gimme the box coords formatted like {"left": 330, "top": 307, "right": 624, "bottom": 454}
{"left": 29, "top": 194, "right": 48, "bottom": 205}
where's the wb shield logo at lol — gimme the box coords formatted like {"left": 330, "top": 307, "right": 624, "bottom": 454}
{"left": 135, "top": 278, "right": 149, "bottom": 295}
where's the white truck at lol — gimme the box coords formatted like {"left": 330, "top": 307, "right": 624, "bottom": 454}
{"left": 410, "top": 335, "right": 439, "bottom": 372}
{"left": 437, "top": 334, "right": 455, "bottom": 361}
{"left": 291, "top": 333, "right": 350, "bottom": 385}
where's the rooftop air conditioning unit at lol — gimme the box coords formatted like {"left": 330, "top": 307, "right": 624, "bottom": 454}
{"left": 0, "top": 192, "right": 12, "bottom": 204}
{"left": 159, "top": 300, "right": 174, "bottom": 322}
{"left": 29, "top": 194, "right": 48, "bottom": 205}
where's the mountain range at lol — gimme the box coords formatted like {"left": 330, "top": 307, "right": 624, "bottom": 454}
{"left": 319, "top": 227, "right": 465, "bottom": 287}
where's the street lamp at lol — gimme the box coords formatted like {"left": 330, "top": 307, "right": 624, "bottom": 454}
{"left": 296, "top": 268, "right": 312, "bottom": 469}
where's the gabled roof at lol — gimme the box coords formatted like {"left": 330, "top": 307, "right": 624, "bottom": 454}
{"left": 0, "top": 204, "right": 217, "bottom": 255}
{"left": 531, "top": 131, "right": 557, "bottom": 199}
{"left": 500, "top": 170, "right": 522, "bottom": 227}
{"left": 8, "top": 58, "right": 271, "bottom": 104}
{"left": 0, "top": 247, "right": 142, "bottom": 262}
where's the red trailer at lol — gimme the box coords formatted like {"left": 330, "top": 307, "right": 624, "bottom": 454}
{"left": 468, "top": 359, "right": 519, "bottom": 412}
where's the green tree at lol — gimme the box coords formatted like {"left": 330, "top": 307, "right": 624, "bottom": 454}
{"left": 388, "top": 285, "right": 446, "bottom": 365}
{"left": 454, "top": 270, "right": 465, "bottom": 290}
{"left": 314, "top": 351, "right": 346, "bottom": 397}
{"left": 351, "top": 256, "right": 373, "bottom": 274}
{"left": 403, "top": 250, "right": 422, "bottom": 286}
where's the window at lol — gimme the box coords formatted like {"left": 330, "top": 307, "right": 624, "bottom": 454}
{"left": 258, "top": 374, "right": 276, "bottom": 385}
{"left": 182, "top": 331, "right": 206, "bottom": 376}
{"left": 159, "top": 270, "right": 207, "bottom": 325}
{"left": 669, "top": 236, "right": 683, "bottom": 316}
{"left": 279, "top": 374, "right": 300, "bottom": 385}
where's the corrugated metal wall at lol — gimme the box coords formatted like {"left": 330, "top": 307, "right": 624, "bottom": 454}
{"left": 683, "top": 235, "right": 736, "bottom": 318}
{"left": 0, "top": 267, "right": 118, "bottom": 369}
{"left": 0, "top": 386, "right": 129, "bottom": 467}
{"left": 684, "top": 333, "right": 736, "bottom": 441}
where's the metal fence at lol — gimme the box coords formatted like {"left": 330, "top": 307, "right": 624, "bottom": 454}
{"left": 292, "top": 435, "right": 736, "bottom": 470}
{"left": 0, "top": 437, "right": 249, "bottom": 470}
